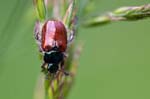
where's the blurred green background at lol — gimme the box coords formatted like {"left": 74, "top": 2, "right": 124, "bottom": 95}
{"left": 0, "top": 0, "right": 150, "bottom": 99}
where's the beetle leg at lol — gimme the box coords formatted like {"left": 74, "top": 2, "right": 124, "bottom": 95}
{"left": 67, "top": 29, "right": 75, "bottom": 43}
{"left": 67, "top": 16, "right": 77, "bottom": 44}
{"left": 58, "top": 69, "right": 69, "bottom": 76}
{"left": 34, "top": 20, "right": 43, "bottom": 52}
{"left": 34, "top": 20, "right": 41, "bottom": 41}
{"left": 59, "top": 59, "right": 69, "bottom": 76}
{"left": 58, "top": 68, "right": 69, "bottom": 76}
{"left": 41, "top": 62, "right": 47, "bottom": 71}
{"left": 60, "top": 59, "right": 65, "bottom": 68}
{"left": 63, "top": 52, "right": 68, "bottom": 58}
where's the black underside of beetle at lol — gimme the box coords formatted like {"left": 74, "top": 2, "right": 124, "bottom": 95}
{"left": 43, "top": 47, "right": 63, "bottom": 73}
{"left": 44, "top": 51, "right": 63, "bottom": 64}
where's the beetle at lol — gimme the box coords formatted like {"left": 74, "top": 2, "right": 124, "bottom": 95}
{"left": 34, "top": 20, "right": 72, "bottom": 74}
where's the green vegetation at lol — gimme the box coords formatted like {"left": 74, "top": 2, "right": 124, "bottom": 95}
{"left": 0, "top": 0, "right": 150, "bottom": 99}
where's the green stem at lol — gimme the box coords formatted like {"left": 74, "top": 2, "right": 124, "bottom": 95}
{"left": 84, "top": 4, "right": 150, "bottom": 27}
{"left": 44, "top": 76, "right": 51, "bottom": 99}
{"left": 33, "top": 0, "right": 46, "bottom": 21}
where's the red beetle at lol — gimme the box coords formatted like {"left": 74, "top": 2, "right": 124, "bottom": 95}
{"left": 42, "top": 20, "right": 67, "bottom": 52}
{"left": 34, "top": 20, "right": 69, "bottom": 74}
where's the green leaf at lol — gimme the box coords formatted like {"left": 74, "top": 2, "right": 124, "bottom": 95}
{"left": 33, "top": 0, "right": 46, "bottom": 21}
{"left": 63, "top": 0, "right": 75, "bottom": 27}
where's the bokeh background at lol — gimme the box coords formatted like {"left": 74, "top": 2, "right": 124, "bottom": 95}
{"left": 0, "top": 0, "right": 150, "bottom": 99}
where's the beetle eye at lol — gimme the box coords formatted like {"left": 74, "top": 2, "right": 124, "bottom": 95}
{"left": 48, "top": 64, "right": 58, "bottom": 73}
{"left": 44, "top": 51, "right": 63, "bottom": 64}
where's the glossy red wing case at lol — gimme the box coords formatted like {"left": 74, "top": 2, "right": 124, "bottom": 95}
{"left": 42, "top": 20, "right": 67, "bottom": 52}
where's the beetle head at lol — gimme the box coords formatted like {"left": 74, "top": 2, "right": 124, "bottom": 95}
{"left": 47, "top": 63, "right": 59, "bottom": 73}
